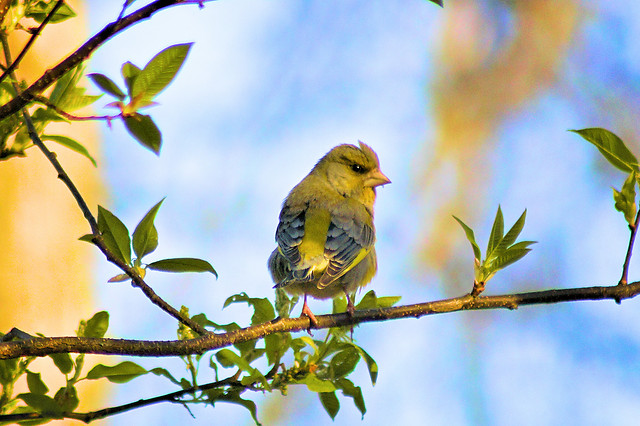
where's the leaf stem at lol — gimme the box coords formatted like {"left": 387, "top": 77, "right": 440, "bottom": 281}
{"left": 619, "top": 207, "right": 640, "bottom": 286}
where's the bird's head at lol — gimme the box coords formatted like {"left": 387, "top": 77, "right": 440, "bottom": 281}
{"left": 315, "top": 141, "right": 391, "bottom": 205}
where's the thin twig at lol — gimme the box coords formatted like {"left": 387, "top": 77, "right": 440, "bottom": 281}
{"left": 0, "top": 377, "right": 243, "bottom": 423}
{"left": 33, "top": 95, "right": 121, "bottom": 122}
{"left": 0, "top": 0, "right": 213, "bottom": 119}
{"left": 0, "top": 0, "right": 66, "bottom": 86}
{"left": 0, "top": 32, "right": 208, "bottom": 336}
{"left": 619, "top": 208, "right": 640, "bottom": 285}
{"left": 2, "top": 281, "right": 640, "bottom": 360}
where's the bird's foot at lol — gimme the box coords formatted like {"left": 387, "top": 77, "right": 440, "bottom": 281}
{"left": 301, "top": 299, "right": 318, "bottom": 334}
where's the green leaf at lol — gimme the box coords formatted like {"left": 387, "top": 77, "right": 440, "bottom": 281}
{"left": 486, "top": 205, "right": 504, "bottom": 258}
{"left": 87, "top": 73, "right": 126, "bottom": 100}
{"left": 83, "top": 311, "right": 109, "bottom": 338}
{"left": 376, "top": 295, "right": 402, "bottom": 308}
{"left": 613, "top": 172, "right": 638, "bottom": 225}
{"left": 122, "top": 113, "right": 162, "bottom": 154}
{"left": 97, "top": 205, "right": 132, "bottom": 265}
{"left": 0, "top": 358, "right": 19, "bottom": 385}
{"left": 352, "top": 345, "right": 378, "bottom": 386}
{"left": 149, "top": 368, "right": 181, "bottom": 386}
{"left": 17, "top": 393, "right": 62, "bottom": 417}
{"left": 54, "top": 385, "right": 79, "bottom": 412}
{"left": 297, "top": 374, "right": 337, "bottom": 393}
{"left": 570, "top": 128, "right": 640, "bottom": 173}
{"left": 224, "top": 293, "right": 275, "bottom": 325}
{"left": 215, "top": 349, "right": 267, "bottom": 387}
{"left": 27, "top": 2, "right": 76, "bottom": 23}
{"left": 41, "top": 135, "right": 97, "bottom": 167}
{"left": 330, "top": 348, "right": 360, "bottom": 379}
{"left": 147, "top": 257, "right": 217, "bottom": 276}
{"left": 132, "top": 199, "right": 165, "bottom": 259}
{"left": 121, "top": 62, "right": 141, "bottom": 95}
{"left": 275, "top": 287, "right": 297, "bottom": 318}
{"left": 26, "top": 371, "right": 48, "bottom": 395}
{"left": 31, "top": 107, "right": 68, "bottom": 123}
{"left": 264, "top": 333, "right": 289, "bottom": 366}
{"left": 453, "top": 215, "right": 482, "bottom": 261}
{"left": 428, "top": 0, "right": 444, "bottom": 6}
{"left": 336, "top": 378, "right": 366, "bottom": 418}
{"left": 215, "top": 390, "right": 261, "bottom": 426}
{"left": 49, "top": 353, "right": 73, "bottom": 375}
{"left": 86, "top": 361, "right": 147, "bottom": 383}
{"left": 491, "top": 209, "right": 527, "bottom": 258}
{"left": 319, "top": 392, "right": 340, "bottom": 420}
{"left": 131, "top": 43, "right": 193, "bottom": 107}
{"left": 491, "top": 246, "right": 533, "bottom": 270}
{"left": 355, "top": 290, "right": 377, "bottom": 310}
{"left": 78, "top": 234, "right": 95, "bottom": 243}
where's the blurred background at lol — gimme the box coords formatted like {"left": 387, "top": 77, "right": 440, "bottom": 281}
{"left": 5, "top": 0, "right": 640, "bottom": 424}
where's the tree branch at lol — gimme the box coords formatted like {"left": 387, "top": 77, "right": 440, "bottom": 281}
{"left": 0, "top": 0, "right": 66, "bottom": 86}
{"left": 0, "top": 0, "right": 213, "bottom": 120}
{"left": 0, "top": 377, "right": 243, "bottom": 423}
{"left": 2, "top": 281, "right": 639, "bottom": 360}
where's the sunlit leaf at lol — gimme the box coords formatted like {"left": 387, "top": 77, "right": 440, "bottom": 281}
{"left": 147, "top": 257, "right": 217, "bottom": 276}
{"left": 132, "top": 198, "right": 165, "bottom": 259}
{"left": 86, "top": 361, "right": 147, "bottom": 383}
{"left": 319, "top": 392, "right": 340, "bottom": 420}
{"left": 83, "top": 311, "right": 109, "bottom": 338}
{"left": 97, "top": 205, "right": 132, "bottom": 265}
{"left": 42, "top": 134, "right": 97, "bottom": 167}
{"left": 49, "top": 353, "right": 73, "bottom": 375}
{"left": 486, "top": 205, "right": 504, "bottom": 258}
{"left": 570, "top": 128, "right": 639, "bottom": 173}
{"left": 131, "top": 43, "right": 193, "bottom": 107}
{"left": 54, "top": 385, "right": 79, "bottom": 412}
{"left": 122, "top": 113, "right": 162, "bottom": 154}
{"left": 453, "top": 215, "right": 482, "bottom": 261}
{"left": 26, "top": 371, "right": 48, "bottom": 395}
{"left": 87, "top": 73, "right": 126, "bottom": 100}
{"left": 17, "top": 393, "right": 62, "bottom": 416}
{"left": 122, "top": 62, "right": 141, "bottom": 96}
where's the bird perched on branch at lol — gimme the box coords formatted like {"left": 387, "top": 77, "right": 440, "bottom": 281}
{"left": 268, "top": 141, "right": 390, "bottom": 326}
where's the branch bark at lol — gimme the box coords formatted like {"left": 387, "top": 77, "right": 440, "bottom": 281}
{"left": 2, "top": 281, "right": 639, "bottom": 360}
{"left": 0, "top": 0, "right": 212, "bottom": 119}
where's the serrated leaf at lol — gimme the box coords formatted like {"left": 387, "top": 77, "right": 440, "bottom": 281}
{"left": 147, "top": 258, "right": 217, "bottom": 277}
{"left": 86, "top": 361, "right": 147, "bottom": 383}
{"left": 132, "top": 199, "right": 165, "bottom": 259}
{"left": 131, "top": 43, "right": 193, "bottom": 106}
{"left": 486, "top": 206, "right": 504, "bottom": 258}
{"left": 122, "top": 113, "right": 162, "bottom": 154}
{"left": 87, "top": 73, "right": 126, "bottom": 100}
{"left": 83, "top": 311, "right": 109, "bottom": 338}
{"left": 49, "top": 353, "right": 73, "bottom": 375}
{"left": 26, "top": 371, "right": 48, "bottom": 395}
{"left": 42, "top": 134, "right": 97, "bottom": 167}
{"left": 17, "top": 393, "right": 62, "bottom": 417}
{"left": 97, "top": 205, "right": 132, "bottom": 265}
{"left": 491, "top": 247, "right": 532, "bottom": 270}
{"left": 319, "top": 392, "right": 340, "bottom": 420}
{"left": 453, "top": 215, "right": 482, "bottom": 261}
{"left": 490, "top": 209, "right": 527, "bottom": 258}
{"left": 570, "top": 128, "right": 639, "bottom": 173}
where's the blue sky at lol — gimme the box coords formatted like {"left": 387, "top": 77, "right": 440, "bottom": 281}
{"left": 84, "top": 1, "right": 640, "bottom": 424}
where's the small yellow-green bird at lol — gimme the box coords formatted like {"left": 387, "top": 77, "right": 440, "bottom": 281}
{"left": 268, "top": 141, "right": 390, "bottom": 325}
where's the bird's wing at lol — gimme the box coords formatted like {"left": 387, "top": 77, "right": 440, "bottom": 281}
{"left": 317, "top": 212, "right": 375, "bottom": 288}
{"left": 275, "top": 204, "right": 306, "bottom": 268}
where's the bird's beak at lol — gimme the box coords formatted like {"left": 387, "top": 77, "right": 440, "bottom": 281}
{"left": 364, "top": 169, "right": 391, "bottom": 188}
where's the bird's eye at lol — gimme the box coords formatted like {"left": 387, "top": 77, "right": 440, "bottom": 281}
{"left": 351, "top": 164, "right": 365, "bottom": 173}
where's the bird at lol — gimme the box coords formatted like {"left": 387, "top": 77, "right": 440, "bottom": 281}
{"left": 268, "top": 141, "right": 390, "bottom": 326}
